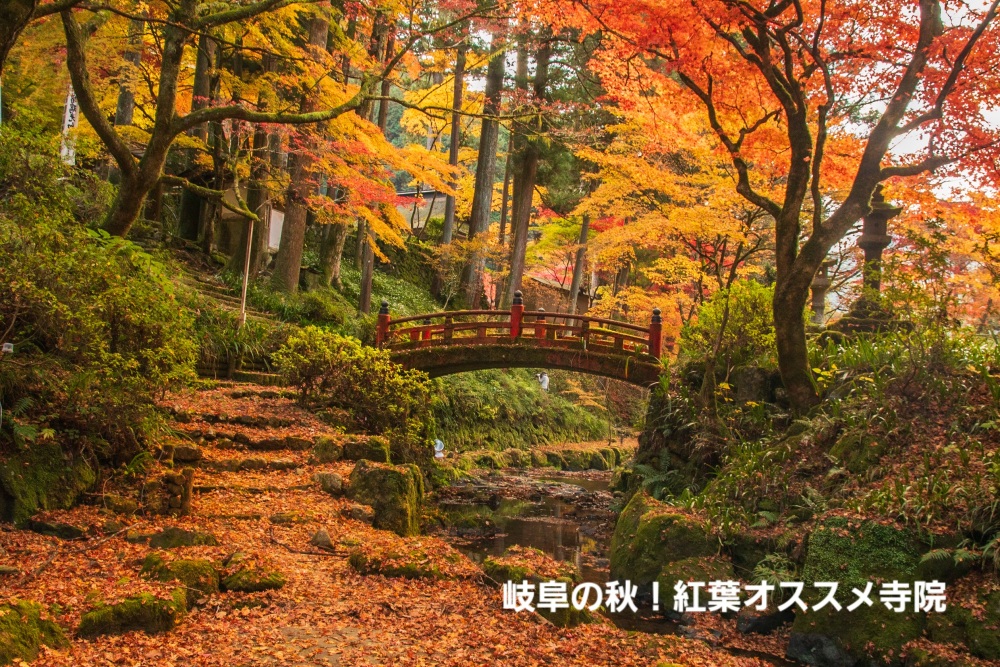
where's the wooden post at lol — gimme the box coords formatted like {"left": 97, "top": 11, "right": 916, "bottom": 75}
{"left": 649, "top": 307, "right": 662, "bottom": 358}
{"left": 444, "top": 315, "right": 454, "bottom": 342}
{"left": 535, "top": 307, "right": 546, "bottom": 339}
{"left": 376, "top": 301, "right": 390, "bottom": 347}
{"left": 510, "top": 290, "right": 524, "bottom": 339}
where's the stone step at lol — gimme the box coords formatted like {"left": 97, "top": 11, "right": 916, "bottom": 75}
{"left": 197, "top": 457, "right": 303, "bottom": 473}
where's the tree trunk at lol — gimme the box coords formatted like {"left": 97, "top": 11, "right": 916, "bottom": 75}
{"left": 178, "top": 33, "right": 217, "bottom": 240}
{"left": 567, "top": 213, "right": 589, "bottom": 314}
{"left": 319, "top": 222, "right": 349, "bottom": 289}
{"left": 504, "top": 38, "right": 550, "bottom": 307}
{"left": 271, "top": 16, "right": 329, "bottom": 293}
{"left": 0, "top": 0, "right": 35, "bottom": 76}
{"left": 113, "top": 19, "right": 143, "bottom": 126}
{"left": 228, "top": 114, "right": 271, "bottom": 277}
{"left": 441, "top": 31, "right": 467, "bottom": 245}
{"left": 498, "top": 149, "right": 512, "bottom": 246}
{"left": 773, "top": 276, "right": 817, "bottom": 411}
{"left": 461, "top": 31, "right": 507, "bottom": 306}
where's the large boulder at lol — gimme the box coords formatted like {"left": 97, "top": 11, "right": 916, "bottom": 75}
{"left": 787, "top": 517, "right": 925, "bottom": 667}
{"left": 0, "top": 443, "right": 95, "bottom": 525}
{"left": 0, "top": 600, "right": 68, "bottom": 665}
{"left": 925, "top": 586, "right": 1000, "bottom": 660}
{"left": 609, "top": 492, "right": 716, "bottom": 591}
{"left": 348, "top": 460, "right": 423, "bottom": 536}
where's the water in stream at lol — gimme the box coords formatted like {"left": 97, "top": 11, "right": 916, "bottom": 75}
{"left": 436, "top": 468, "right": 798, "bottom": 666}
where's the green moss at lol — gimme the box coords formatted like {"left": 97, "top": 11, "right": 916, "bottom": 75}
{"left": 77, "top": 592, "right": 186, "bottom": 638}
{"left": 609, "top": 492, "right": 716, "bottom": 588}
{"left": 342, "top": 437, "right": 391, "bottom": 463}
{"left": 141, "top": 553, "right": 219, "bottom": 608}
{"left": 656, "top": 556, "right": 735, "bottom": 591}
{"left": 0, "top": 443, "right": 96, "bottom": 524}
{"left": 348, "top": 460, "right": 423, "bottom": 536}
{"left": 220, "top": 568, "right": 285, "bottom": 593}
{"left": 347, "top": 543, "right": 454, "bottom": 580}
{"left": 482, "top": 560, "right": 531, "bottom": 583}
{"left": 474, "top": 451, "right": 508, "bottom": 469}
{"left": 148, "top": 527, "right": 219, "bottom": 549}
{"left": 0, "top": 600, "right": 68, "bottom": 665}
{"left": 311, "top": 436, "right": 343, "bottom": 464}
{"left": 790, "top": 517, "right": 925, "bottom": 666}
{"left": 926, "top": 590, "right": 1000, "bottom": 660}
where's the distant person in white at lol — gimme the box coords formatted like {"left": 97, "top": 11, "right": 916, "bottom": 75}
{"left": 536, "top": 372, "right": 549, "bottom": 392}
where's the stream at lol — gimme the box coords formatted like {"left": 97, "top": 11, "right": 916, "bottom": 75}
{"left": 434, "top": 466, "right": 798, "bottom": 666}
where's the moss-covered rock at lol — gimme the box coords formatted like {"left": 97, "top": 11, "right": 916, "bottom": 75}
{"left": 788, "top": 517, "right": 925, "bottom": 667}
{"left": 0, "top": 443, "right": 96, "bottom": 525}
{"left": 656, "top": 556, "right": 736, "bottom": 592}
{"left": 609, "top": 492, "right": 716, "bottom": 590}
{"left": 473, "top": 451, "right": 508, "bottom": 469}
{"left": 311, "top": 436, "right": 343, "bottom": 464}
{"left": 0, "top": 600, "right": 68, "bottom": 665}
{"left": 220, "top": 552, "right": 285, "bottom": 593}
{"left": 348, "top": 538, "right": 474, "bottom": 580}
{"left": 925, "top": 588, "right": 1000, "bottom": 660}
{"left": 148, "top": 526, "right": 219, "bottom": 549}
{"left": 348, "top": 460, "right": 423, "bottom": 536}
{"left": 77, "top": 591, "right": 186, "bottom": 638}
{"left": 481, "top": 546, "right": 579, "bottom": 585}
{"left": 140, "top": 552, "right": 220, "bottom": 608}
{"left": 342, "top": 437, "right": 391, "bottom": 463}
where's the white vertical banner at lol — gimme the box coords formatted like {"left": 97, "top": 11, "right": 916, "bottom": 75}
{"left": 60, "top": 85, "right": 79, "bottom": 165}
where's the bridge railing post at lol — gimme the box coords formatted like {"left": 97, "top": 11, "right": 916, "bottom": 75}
{"left": 510, "top": 291, "right": 524, "bottom": 339}
{"left": 421, "top": 318, "right": 432, "bottom": 342}
{"left": 535, "top": 307, "right": 546, "bottom": 340}
{"left": 444, "top": 315, "right": 454, "bottom": 342}
{"left": 376, "top": 301, "right": 390, "bottom": 348}
{"left": 649, "top": 307, "right": 662, "bottom": 358}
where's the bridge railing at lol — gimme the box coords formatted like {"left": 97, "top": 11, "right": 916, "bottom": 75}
{"left": 375, "top": 290, "right": 663, "bottom": 358}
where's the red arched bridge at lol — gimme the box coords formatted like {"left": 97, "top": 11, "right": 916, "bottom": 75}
{"left": 375, "top": 291, "right": 665, "bottom": 387}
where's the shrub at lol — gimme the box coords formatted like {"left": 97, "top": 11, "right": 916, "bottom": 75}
{"left": 680, "top": 279, "right": 776, "bottom": 370}
{"left": 0, "top": 124, "right": 196, "bottom": 465}
{"left": 273, "top": 326, "right": 432, "bottom": 439}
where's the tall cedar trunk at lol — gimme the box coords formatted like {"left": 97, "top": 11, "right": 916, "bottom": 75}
{"left": 200, "top": 44, "right": 225, "bottom": 254}
{"left": 440, "top": 31, "right": 467, "bottom": 245}
{"left": 504, "top": 39, "right": 550, "bottom": 307}
{"left": 178, "top": 33, "right": 217, "bottom": 240}
{"left": 113, "top": 19, "right": 143, "bottom": 126}
{"left": 271, "top": 16, "right": 329, "bottom": 293}
{"left": 357, "top": 20, "right": 390, "bottom": 314}
{"left": 461, "top": 32, "right": 507, "bottom": 306}
{"left": 227, "top": 108, "right": 271, "bottom": 277}
{"left": 567, "top": 213, "right": 589, "bottom": 314}
{"left": 498, "top": 150, "right": 512, "bottom": 246}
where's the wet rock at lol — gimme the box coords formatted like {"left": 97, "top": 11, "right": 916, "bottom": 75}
{"left": 786, "top": 632, "right": 855, "bottom": 667}
{"left": 77, "top": 591, "right": 186, "bottom": 638}
{"left": 148, "top": 526, "right": 219, "bottom": 549}
{"left": 314, "top": 472, "right": 344, "bottom": 496}
{"left": 0, "top": 600, "right": 68, "bottom": 662}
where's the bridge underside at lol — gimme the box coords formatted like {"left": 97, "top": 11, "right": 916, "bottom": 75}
{"left": 388, "top": 341, "right": 662, "bottom": 387}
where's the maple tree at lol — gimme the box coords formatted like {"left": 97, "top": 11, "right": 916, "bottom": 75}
{"left": 538, "top": 0, "right": 1000, "bottom": 410}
